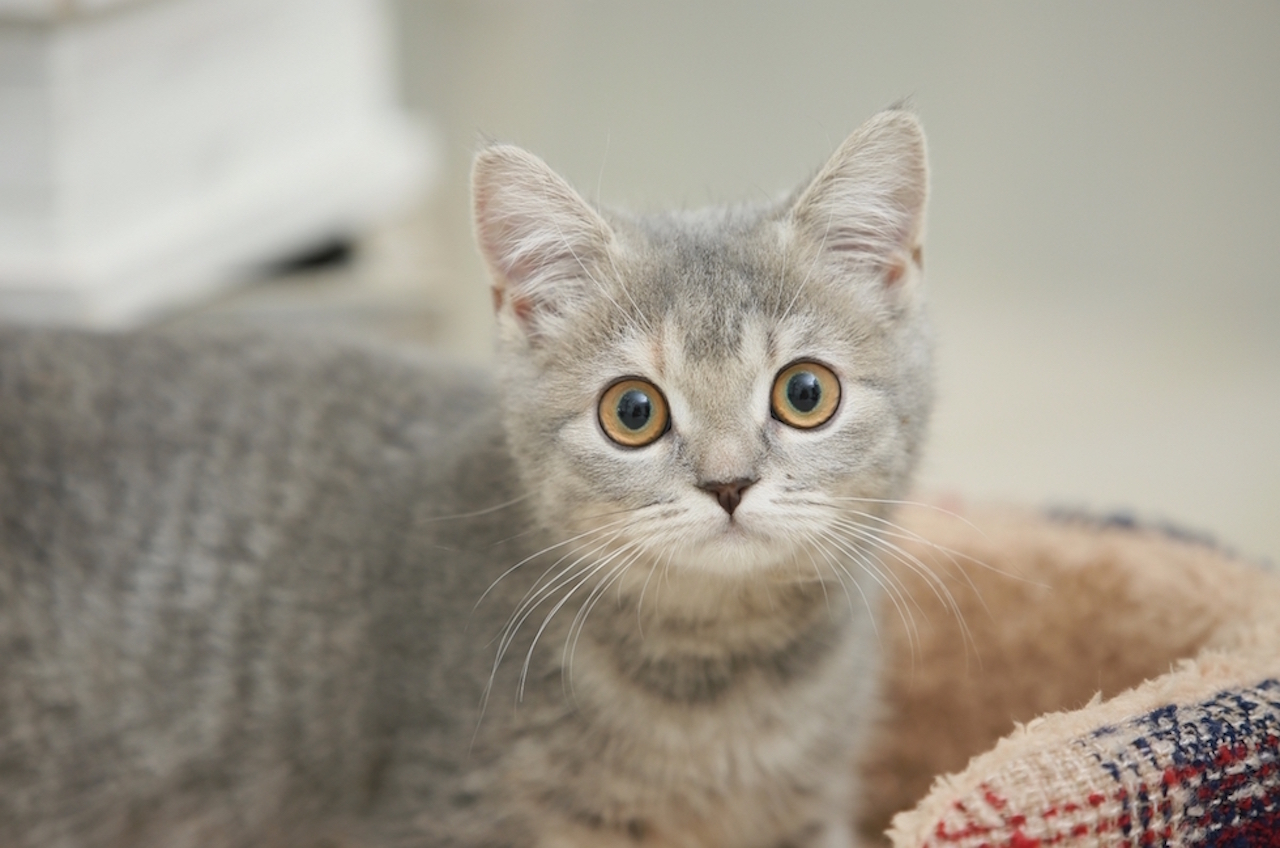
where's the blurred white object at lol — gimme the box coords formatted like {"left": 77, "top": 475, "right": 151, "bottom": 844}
{"left": 0, "top": 0, "right": 433, "bottom": 327}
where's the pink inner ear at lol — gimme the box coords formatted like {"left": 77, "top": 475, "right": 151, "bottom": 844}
{"left": 884, "top": 260, "right": 906, "bottom": 287}
{"left": 883, "top": 245, "right": 925, "bottom": 288}
{"left": 511, "top": 295, "right": 536, "bottom": 327}
{"left": 491, "top": 281, "right": 538, "bottom": 328}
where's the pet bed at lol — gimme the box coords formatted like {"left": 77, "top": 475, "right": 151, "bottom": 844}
{"left": 859, "top": 503, "right": 1280, "bottom": 847}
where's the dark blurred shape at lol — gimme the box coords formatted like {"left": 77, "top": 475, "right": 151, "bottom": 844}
{"left": 264, "top": 238, "right": 359, "bottom": 277}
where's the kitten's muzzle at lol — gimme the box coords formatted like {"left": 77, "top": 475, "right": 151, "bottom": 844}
{"left": 698, "top": 478, "right": 757, "bottom": 516}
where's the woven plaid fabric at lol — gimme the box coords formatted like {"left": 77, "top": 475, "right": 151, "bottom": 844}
{"left": 917, "top": 680, "right": 1280, "bottom": 847}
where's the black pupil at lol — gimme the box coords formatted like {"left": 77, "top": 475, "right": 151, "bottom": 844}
{"left": 616, "top": 389, "right": 653, "bottom": 431}
{"left": 786, "top": 372, "right": 822, "bottom": 414}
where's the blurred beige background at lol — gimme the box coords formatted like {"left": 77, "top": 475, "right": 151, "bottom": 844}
{"left": 204, "top": 1, "right": 1280, "bottom": 563}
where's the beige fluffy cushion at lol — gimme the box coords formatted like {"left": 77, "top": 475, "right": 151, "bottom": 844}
{"left": 858, "top": 503, "right": 1280, "bottom": 847}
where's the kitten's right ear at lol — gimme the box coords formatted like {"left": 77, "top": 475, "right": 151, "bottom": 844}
{"left": 472, "top": 145, "right": 614, "bottom": 341}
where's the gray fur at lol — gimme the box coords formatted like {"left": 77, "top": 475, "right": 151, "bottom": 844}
{"left": 0, "top": 109, "right": 931, "bottom": 847}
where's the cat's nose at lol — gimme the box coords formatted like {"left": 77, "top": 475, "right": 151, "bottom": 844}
{"left": 698, "top": 478, "right": 757, "bottom": 516}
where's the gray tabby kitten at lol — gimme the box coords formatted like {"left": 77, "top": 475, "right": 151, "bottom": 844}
{"left": 0, "top": 108, "right": 930, "bottom": 848}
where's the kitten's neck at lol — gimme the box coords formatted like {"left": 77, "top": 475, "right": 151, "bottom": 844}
{"left": 610, "top": 560, "right": 856, "bottom": 651}
{"left": 579, "top": 564, "right": 857, "bottom": 707}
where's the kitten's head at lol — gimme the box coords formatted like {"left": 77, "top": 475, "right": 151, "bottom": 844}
{"left": 473, "top": 110, "right": 931, "bottom": 583}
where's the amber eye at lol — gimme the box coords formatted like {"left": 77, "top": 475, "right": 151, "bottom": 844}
{"left": 771, "top": 361, "right": 841, "bottom": 429}
{"left": 598, "top": 378, "right": 670, "bottom": 447}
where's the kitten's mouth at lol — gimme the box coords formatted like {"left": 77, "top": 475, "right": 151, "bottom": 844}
{"left": 710, "top": 512, "right": 761, "bottom": 539}
{"left": 718, "top": 521, "right": 778, "bottom": 548}
{"left": 668, "top": 517, "right": 799, "bottom": 574}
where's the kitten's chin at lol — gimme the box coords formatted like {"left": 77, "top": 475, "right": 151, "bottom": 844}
{"left": 667, "top": 526, "right": 803, "bottom": 578}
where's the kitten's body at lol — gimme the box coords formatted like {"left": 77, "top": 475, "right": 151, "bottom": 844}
{"left": 0, "top": 110, "right": 931, "bottom": 847}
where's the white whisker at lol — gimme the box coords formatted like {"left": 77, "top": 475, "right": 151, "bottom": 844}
{"left": 518, "top": 547, "right": 626, "bottom": 702}
{"left": 473, "top": 524, "right": 629, "bottom": 738}
{"left": 497, "top": 531, "right": 624, "bottom": 665}
{"left": 635, "top": 553, "right": 664, "bottom": 639}
{"left": 826, "top": 517, "right": 975, "bottom": 665}
{"left": 809, "top": 533, "right": 884, "bottom": 645}
{"left": 828, "top": 495, "right": 988, "bottom": 537}
{"left": 804, "top": 542, "right": 851, "bottom": 620}
{"left": 564, "top": 547, "right": 646, "bottom": 700}
{"left": 472, "top": 516, "right": 631, "bottom": 618}
{"left": 419, "top": 492, "right": 533, "bottom": 523}
{"left": 803, "top": 548, "right": 834, "bottom": 618}
{"left": 813, "top": 529, "right": 910, "bottom": 653}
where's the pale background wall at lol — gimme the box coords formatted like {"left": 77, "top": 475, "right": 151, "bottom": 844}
{"left": 382, "top": 1, "right": 1279, "bottom": 564}
{"left": 180, "top": 1, "right": 1278, "bottom": 564}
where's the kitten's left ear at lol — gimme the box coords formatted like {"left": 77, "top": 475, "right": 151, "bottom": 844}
{"left": 472, "top": 144, "right": 615, "bottom": 342}
{"left": 789, "top": 109, "right": 928, "bottom": 294}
